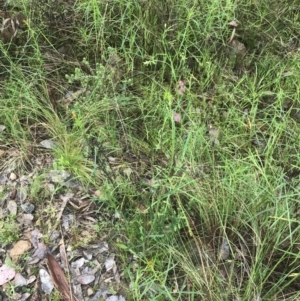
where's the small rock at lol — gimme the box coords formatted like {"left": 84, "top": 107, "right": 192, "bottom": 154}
{"left": 21, "top": 203, "right": 35, "bottom": 214}
{"left": 9, "top": 172, "right": 17, "bottom": 181}
{"left": 46, "top": 170, "right": 71, "bottom": 183}
{"left": 46, "top": 183, "right": 55, "bottom": 192}
{"left": 87, "top": 288, "right": 94, "bottom": 296}
{"left": 71, "top": 257, "right": 85, "bottom": 269}
{"left": 219, "top": 238, "right": 230, "bottom": 260}
{"left": 39, "top": 269, "right": 54, "bottom": 294}
{"left": 94, "top": 190, "right": 103, "bottom": 197}
{"left": 12, "top": 293, "right": 22, "bottom": 300}
{"left": 113, "top": 212, "right": 121, "bottom": 219}
{"left": 76, "top": 274, "right": 95, "bottom": 285}
{"left": 7, "top": 200, "right": 17, "bottom": 215}
{"left": 123, "top": 167, "right": 132, "bottom": 176}
{"left": 40, "top": 139, "right": 57, "bottom": 149}
{"left": 20, "top": 293, "right": 31, "bottom": 300}
{"left": 17, "top": 188, "right": 28, "bottom": 202}
{"left": 18, "top": 214, "right": 34, "bottom": 226}
{"left": 49, "top": 230, "right": 60, "bottom": 242}
{"left": 91, "top": 288, "right": 110, "bottom": 301}
{"left": 26, "top": 275, "right": 36, "bottom": 284}
{"left": 105, "top": 255, "right": 116, "bottom": 271}
{"left": 83, "top": 250, "right": 93, "bottom": 260}
{"left": 0, "top": 174, "right": 8, "bottom": 184}
{"left": 14, "top": 273, "right": 27, "bottom": 287}
{"left": 106, "top": 296, "right": 126, "bottom": 301}
{"left": 64, "top": 179, "right": 81, "bottom": 189}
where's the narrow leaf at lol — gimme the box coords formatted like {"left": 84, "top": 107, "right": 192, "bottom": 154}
{"left": 47, "top": 253, "right": 79, "bottom": 301}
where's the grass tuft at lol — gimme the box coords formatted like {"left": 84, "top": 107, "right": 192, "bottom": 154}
{"left": 1, "top": 0, "right": 300, "bottom": 299}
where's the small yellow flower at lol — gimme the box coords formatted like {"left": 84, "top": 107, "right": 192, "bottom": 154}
{"left": 147, "top": 260, "right": 154, "bottom": 267}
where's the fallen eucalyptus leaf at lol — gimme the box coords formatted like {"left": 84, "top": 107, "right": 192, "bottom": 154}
{"left": 47, "top": 253, "right": 79, "bottom": 301}
{"left": 9, "top": 240, "right": 32, "bottom": 262}
{"left": 0, "top": 264, "right": 16, "bottom": 285}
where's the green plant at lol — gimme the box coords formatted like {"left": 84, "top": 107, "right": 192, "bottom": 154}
{"left": 1, "top": 0, "right": 300, "bottom": 300}
{"left": 0, "top": 216, "right": 20, "bottom": 247}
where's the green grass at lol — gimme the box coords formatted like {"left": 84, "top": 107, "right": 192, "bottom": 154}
{"left": 1, "top": 0, "right": 300, "bottom": 300}
{"left": 0, "top": 216, "right": 20, "bottom": 247}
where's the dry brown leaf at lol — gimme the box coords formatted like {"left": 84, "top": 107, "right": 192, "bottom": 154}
{"left": 31, "top": 272, "right": 42, "bottom": 301}
{"left": 9, "top": 240, "right": 32, "bottom": 262}
{"left": 30, "top": 241, "right": 47, "bottom": 263}
{"left": 59, "top": 244, "right": 68, "bottom": 270}
{"left": 47, "top": 253, "right": 79, "bottom": 301}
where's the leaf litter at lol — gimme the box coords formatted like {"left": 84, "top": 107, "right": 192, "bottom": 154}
{"left": 0, "top": 159, "right": 127, "bottom": 300}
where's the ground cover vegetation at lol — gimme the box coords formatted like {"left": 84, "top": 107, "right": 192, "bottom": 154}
{"left": 1, "top": 0, "right": 300, "bottom": 300}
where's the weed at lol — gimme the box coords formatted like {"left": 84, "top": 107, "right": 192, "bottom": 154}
{"left": 0, "top": 216, "right": 20, "bottom": 247}
{"left": 1, "top": 0, "right": 300, "bottom": 300}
